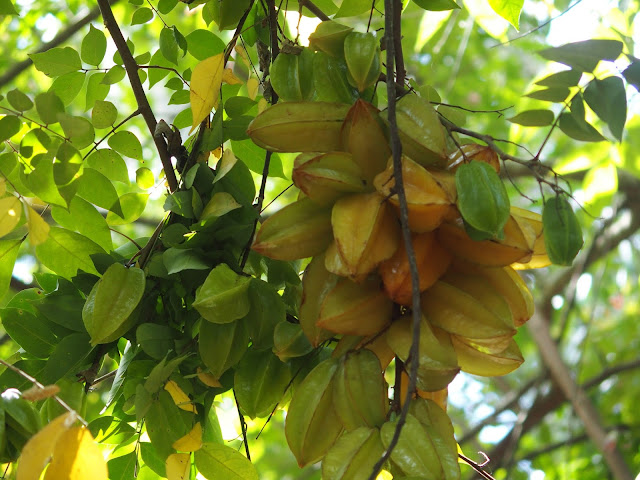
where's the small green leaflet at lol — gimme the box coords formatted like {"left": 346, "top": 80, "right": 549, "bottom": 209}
{"left": 507, "top": 109, "right": 554, "bottom": 127}
{"left": 131, "top": 6, "right": 154, "bottom": 25}
{"left": 583, "top": 76, "right": 627, "bottom": 142}
{"left": 81, "top": 25, "right": 107, "bottom": 66}
{"left": 0, "top": 115, "right": 20, "bottom": 142}
{"left": 35, "top": 227, "right": 105, "bottom": 278}
{"left": 6, "top": 89, "right": 33, "bottom": 112}
{"left": 487, "top": 0, "right": 524, "bottom": 29}
{"left": 108, "top": 130, "right": 143, "bottom": 160}
{"left": 29, "top": 47, "right": 82, "bottom": 77}
{"left": 411, "top": 0, "right": 459, "bottom": 11}
{"left": 194, "top": 443, "right": 258, "bottom": 480}
{"left": 538, "top": 39, "right": 623, "bottom": 72}
{"left": 160, "top": 26, "right": 187, "bottom": 65}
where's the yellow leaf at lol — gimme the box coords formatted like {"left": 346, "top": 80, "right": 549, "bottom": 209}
{"left": 247, "top": 77, "right": 259, "bottom": 101}
{"left": 172, "top": 422, "right": 202, "bottom": 452}
{"left": 164, "top": 380, "right": 197, "bottom": 413}
{"left": 196, "top": 368, "right": 222, "bottom": 387}
{"left": 222, "top": 68, "right": 243, "bottom": 86}
{"left": 190, "top": 53, "right": 224, "bottom": 134}
{"left": 27, "top": 205, "right": 50, "bottom": 246}
{"left": 16, "top": 412, "right": 77, "bottom": 480}
{"left": 0, "top": 196, "right": 22, "bottom": 238}
{"left": 166, "top": 452, "right": 190, "bottom": 480}
{"left": 43, "top": 426, "right": 107, "bottom": 480}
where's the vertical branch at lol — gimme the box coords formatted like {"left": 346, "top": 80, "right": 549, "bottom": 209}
{"left": 97, "top": 0, "right": 179, "bottom": 192}
{"left": 367, "top": 0, "right": 422, "bottom": 478}
{"left": 392, "top": 0, "right": 405, "bottom": 86}
{"left": 240, "top": 0, "right": 279, "bottom": 268}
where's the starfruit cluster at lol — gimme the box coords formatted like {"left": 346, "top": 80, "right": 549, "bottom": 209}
{"left": 245, "top": 21, "right": 551, "bottom": 479}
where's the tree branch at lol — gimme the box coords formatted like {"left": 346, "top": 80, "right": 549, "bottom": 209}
{"left": 97, "top": 0, "right": 178, "bottom": 192}
{"left": 298, "top": 0, "right": 330, "bottom": 21}
{"left": 524, "top": 312, "right": 633, "bottom": 480}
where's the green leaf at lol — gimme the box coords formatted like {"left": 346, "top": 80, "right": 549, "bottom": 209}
{"left": 538, "top": 39, "right": 623, "bottom": 72}
{"left": 455, "top": 161, "right": 510, "bottom": 237}
{"left": 76, "top": 168, "right": 124, "bottom": 217}
{"left": 35, "top": 227, "right": 105, "bottom": 278}
{"left": 507, "top": 109, "right": 554, "bottom": 127}
{"left": 92, "top": 100, "right": 118, "bottom": 129}
{"left": 106, "top": 193, "right": 148, "bottom": 225}
{"left": 199, "top": 319, "right": 249, "bottom": 378}
{"left": 243, "top": 279, "right": 286, "bottom": 350}
{"left": 102, "top": 65, "right": 126, "bottom": 85}
{"left": 86, "top": 149, "right": 130, "bottom": 184}
{"left": 145, "top": 390, "right": 193, "bottom": 460}
{"left": 160, "top": 26, "right": 187, "bottom": 65}
{"left": 524, "top": 87, "right": 570, "bottom": 102}
{"left": 158, "top": 0, "right": 178, "bottom": 14}
{"left": 136, "top": 324, "right": 174, "bottom": 360}
{"left": 136, "top": 167, "right": 154, "bottom": 188}
{"left": 49, "top": 71, "right": 86, "bottom": 105}
{"left": 543, "top": 196, "right": 583, "bottom": 266}
{"left": 131, "top": 6, "right": 154, "bottom": 24}
{"left": 412, "top": 0, "right": 460, "bottom": 11}
{"left": 85, "top": 72, "right": 110, "bottom": 111}
{"left": 105, "top": 342, "right": 138, "bottom": 409}
{"left": 1, "top": 308, "right": 58, "bottom": 358}
{"left": 58, "top": 114, "right": 95, "bottom": 149}
{"left": 231, "top": 139, "right": 286, "bottom": 179}
{"left": 29, "top": 47, "right": 82, "bottom": 77}
{"left": 0, "top": 239, "right": 22, "bottom": 299}
{"left": 334, "top": 0, "right": 376, "bottom": 18}
{"left": 0, "top": 0, "right": 18, "bottom": 14}
{"left": 583, "top": 76, "right": 627, "bottom": 142}
{"left": 186, "top": 29, "right": 226, "bottom": 60}
{"left": 234, "top": 349, "right": 291, "bottom": 418}
{"left": 40, "top": 332, "right": 93, "bottom": 384}
{"left": 35, "top": 91, "right": 65, "bottom": 125}
{"left": 81, "top": 25, "right": 107, "bottom": 66}
{"left": 192, "top": 263, "right": 251, "bottom": 323}
{"left": 139, "top": 442, "right": 167, "bottom": 477}
{"left": 535, "top": 69, "right": 582, "bottom": 87}
{"left": 163, "top": 248, "right": 210, "bottom": 274}
{"left": 6, "top": 89, "right": 33, "bottom": 111}
{"left": 200, "top": 192, "right": 241, "bottom": 220}
{"left": 34, "top": 282, "right": 86, "bottom": 332}
{"left": 107, "top": 452, "right": 137, "bottom": 480}
{"left": 487, "top": 0, "right": 524, "bottom": 29}
{"left": 0, "top": 115, "right": 20, "bottom": 143}
{"left": 195, "top": 443, "right": 258, "bottom": 480}
{"left": 224, "top": 97, "right": 256, "bottom": 118}
{"left": 28, "top": 153, "right": 68, "bottom": 207}
{"left": 108, "top": 130, "right": 143, "bottom": 160}
{"left": 558, "top": 112, "right": 605, "bottom": 142}
{"left": 53, "top": 141, "right": 82, "bottom": 185}
{"left": 169, "top": 89, "right": 190, "bottom": 105}
{"left": 622, "top": 59, "right": 640, "bottom": 90}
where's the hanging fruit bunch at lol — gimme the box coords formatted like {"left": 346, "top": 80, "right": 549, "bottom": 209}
{"left": 246, "top": 20, "right": 581, "bottom": 479}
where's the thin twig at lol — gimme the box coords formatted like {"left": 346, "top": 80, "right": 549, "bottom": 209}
{"left": 233, "top": 390, "right": 251, "bottom": 460}
{"left": 0, "top": 358, "right": 88, "bottom": 426}
{"left": 97, "top": 0, "right": 178, "bottom": 192}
